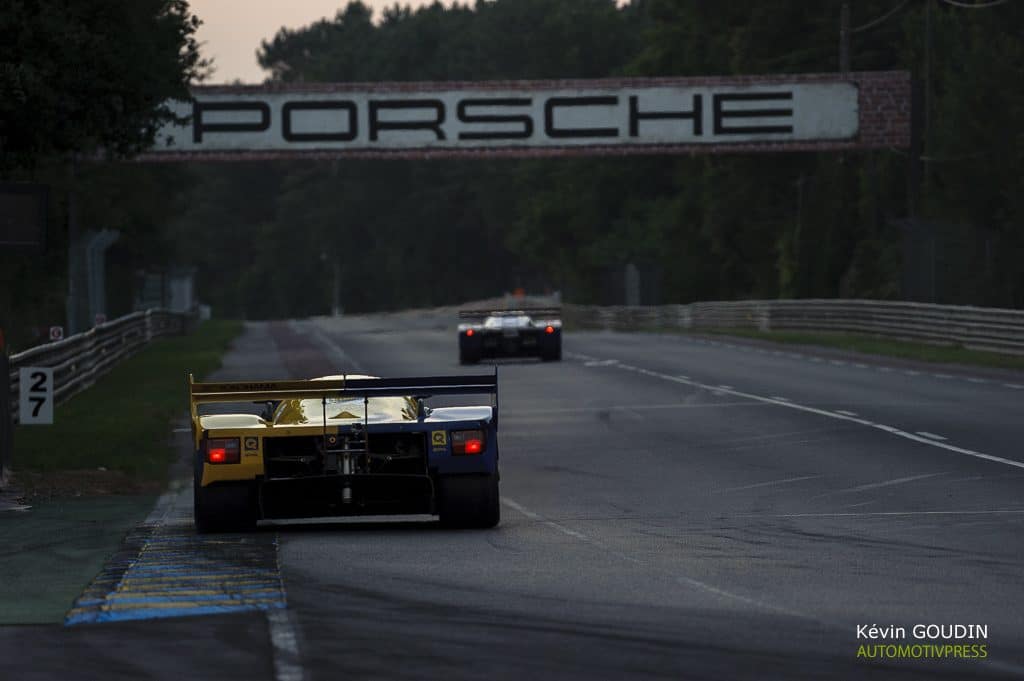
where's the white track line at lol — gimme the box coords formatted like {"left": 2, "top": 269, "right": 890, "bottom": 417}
{"left": 565, "top": 352, "right": 599, "bottom": 362}
{"left": 505, "top": 402, "right": 765, "bottom": 417}
{"left": 834, "top": 410, "right": 858, "bottom": 417}
{"left": 502, "top": 498, "right": 591, "bottom": 542}
{"left": 267, "top": 609, "right": 304, "bottom": 681}
{"left": 502, "top": 497, "right": 809, "bottom": 619}
{"left": 718, "top": 475, "right": 824, "bottom": 493}
{"left": 916, "top": 431, "right": 947, "bottom": 441}
{"left": 831, "top": 472, "right": 947, "bottom": 495}
{"left": 296, "top": 321, "right": 365, "bottom": 373}
{"left": 597, "top": 360, "right": 1024, "bottom": 472}
{"left": 758, "top": 509, "right": 1024, "bottom": 518}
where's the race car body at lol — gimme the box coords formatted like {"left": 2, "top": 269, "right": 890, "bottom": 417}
{"left": 188, "top": 373, "right": 499, "bottom": 532}
{"left": 458, "top": 308, "right": 562, "bottom": 363}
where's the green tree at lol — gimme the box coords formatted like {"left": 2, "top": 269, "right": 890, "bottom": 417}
{"left": 0, "top": 0, "right": 205, "bottom": 172}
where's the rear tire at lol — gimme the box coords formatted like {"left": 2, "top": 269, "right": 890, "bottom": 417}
{"left": 438, "top": 473, "right": 500, "bottom": 528}
{"left": 193, "top": 453, "right": 258, "bottom": 533}
{"left": 459, "top": 350, "right": 480, "bottom": 365}
{"left": 541, "top": 340, "right": 562, "bottom": 362}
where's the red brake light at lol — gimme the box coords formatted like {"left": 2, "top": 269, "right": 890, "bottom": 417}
{"left": 451, "top": 430, "right": 485, "bottom": 455}
{"left": 466, "top": 329, "right": 475, "bottom": 337}
{"left": 545, "top": 325, "right": 555, "bottom": 334}
{"left": 206, "top": 438, "right": 240, "bottom": 464}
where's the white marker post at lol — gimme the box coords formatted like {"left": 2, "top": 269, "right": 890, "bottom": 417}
{"left": 19, "top": 367, "right": 54, "bottom": 425}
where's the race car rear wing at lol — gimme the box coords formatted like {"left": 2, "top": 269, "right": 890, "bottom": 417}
{"left": 188, "top": 372, "right": 499, "bottom": 405}
{"left": 188, "top": 372, "right": 500, "bottom": 447}
{"left": 458, "top": 307, "right": 561, "bottom": 319}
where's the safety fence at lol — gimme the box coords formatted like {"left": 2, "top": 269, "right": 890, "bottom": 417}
{"left": 1, "top": 309, "right": 192, "bottom": 485}
{"left": 4, "top": 309, "right": 190, "bottom": 423}
{"left": 561, "top": 299, "right": 1024, "bottom": 356}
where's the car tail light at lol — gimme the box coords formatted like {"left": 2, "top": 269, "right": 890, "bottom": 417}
{"left": 206, "top": 438, "right": 240, "bottom": 464}
{"left": 545, "top": 325, "right": 555, "bottom": 334}
{"left": 466, "top": 329, "right": 475, "bottom": 337}
{"left": 451, "top": 430, "right": 485, "bottom": 455}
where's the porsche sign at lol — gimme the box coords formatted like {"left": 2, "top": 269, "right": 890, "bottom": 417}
{"left": 145, "top": 72, "right": 910, "bottom": 160}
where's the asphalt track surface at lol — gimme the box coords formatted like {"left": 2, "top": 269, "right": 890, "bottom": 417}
{"left": 5, "top": 310, "right": 1024, "bottom": 680}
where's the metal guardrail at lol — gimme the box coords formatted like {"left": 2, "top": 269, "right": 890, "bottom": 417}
{"left": 5, "top": 309, "right": 189, "bottom": 423}
{"left": 562, "top": 299, "right": 1024, "bottom": 356}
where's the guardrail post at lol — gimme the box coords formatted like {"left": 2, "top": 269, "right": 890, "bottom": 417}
{"left": 0, "top": 334, "right": 12, "bottom": 489}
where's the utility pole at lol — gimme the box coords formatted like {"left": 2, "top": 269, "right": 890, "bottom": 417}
{"left": 0, "top": 328, "right": 10, "bottom": 489}
{"left": 66, "top": 161, "right": 81, "bottom": 335}
{"left": 922, "top": 0, "right": 932, "bottom": 206}
{"left": 839, "top": 1, "right": 851, "bottom": 72}
{"left": 332, "top": 261, "right": 341, "bottom": 317}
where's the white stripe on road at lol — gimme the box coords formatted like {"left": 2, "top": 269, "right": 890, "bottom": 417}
{"left": 718, "top": 475, "right": 824, "bottom": 493}
{"left": 830, "top": 472, "right": 947, "bottom": 495}
{"left": 295, "top": 320, "right": 365, "bottom": 373}
{"left": 501, "top": 498, "right": 591, "bottom": 542}
{"left": 834, "top": 410, "right": 858, "bottom": 417}
{"left": 267, "top": 609, "right": 304, "bottom": 681}
{"left": 504, "top": 402, "right": 768, "bottom": 417}
{"left": 758, "top": 509, "right": 1024, "bottom": 518}
{"left": 587, "top": 359, "right": 1024, "bottom": 472}
{"left": 501, "top": 497, "right": 810, "bottom": 619}
{"left": 915, "top": 431, "right": 947, "bottom": 441}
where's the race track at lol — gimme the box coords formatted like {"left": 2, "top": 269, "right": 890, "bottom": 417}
{"left": 7, "top": 310, "right": 1023, "bottom": 680}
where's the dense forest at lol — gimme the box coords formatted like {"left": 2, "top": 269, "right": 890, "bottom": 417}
{"left": 3, "top": 0, "right": 1023, "bottom": 335}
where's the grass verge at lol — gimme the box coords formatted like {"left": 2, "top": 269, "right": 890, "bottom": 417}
{"left": 697, "top": 328, "right": 1024, "bottom": 372}
{"left": 0, "top": 495, "right": 156, "bottom": 623}
{"left": 13, "top": 319, "right": 242, "bottom": 497}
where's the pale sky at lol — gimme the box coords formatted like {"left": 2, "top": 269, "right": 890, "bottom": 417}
{"left": 190, "top": 1, "right": 445, "bottom": 84}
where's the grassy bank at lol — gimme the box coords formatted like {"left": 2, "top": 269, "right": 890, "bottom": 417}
{"left": 698, "top": 329, "right": 1024, "bottom": 372}
{"left": 13, "top": 320, "right": 242, "bottom": 490}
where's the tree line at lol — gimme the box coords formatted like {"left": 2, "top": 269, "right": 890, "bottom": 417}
{"left": 2, "top": 0, "right": 1022, "bottom": 336}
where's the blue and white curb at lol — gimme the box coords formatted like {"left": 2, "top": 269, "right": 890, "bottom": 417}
{"left": 65, "top": 485, "right": 287, "bottom": 625}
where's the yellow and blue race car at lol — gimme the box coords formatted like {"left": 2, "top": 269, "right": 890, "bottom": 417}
{"left": 188, "top": 373, "right": 499, "bottom": 532}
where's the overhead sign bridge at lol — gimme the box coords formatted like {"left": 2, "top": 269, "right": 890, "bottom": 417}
{"left": 144, "top": 71, "right": 910, "bottom": 161}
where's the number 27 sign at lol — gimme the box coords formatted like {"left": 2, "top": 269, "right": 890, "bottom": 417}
{"left": 19, "top": 367, "right": 54, "bottom": 425}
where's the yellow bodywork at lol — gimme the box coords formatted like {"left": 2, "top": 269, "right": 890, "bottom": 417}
{"left": 188, "top": 374, "right": 415, "bottom": 487}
